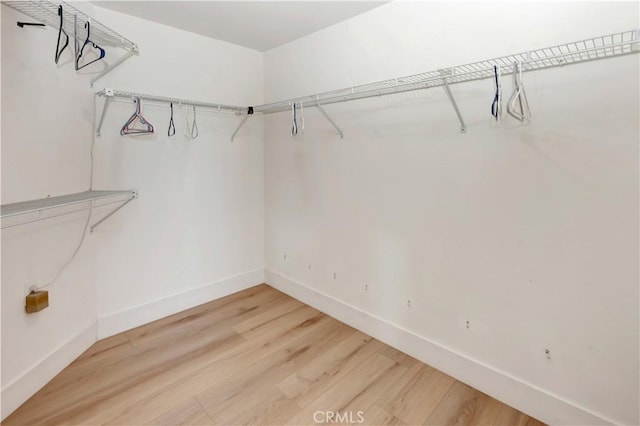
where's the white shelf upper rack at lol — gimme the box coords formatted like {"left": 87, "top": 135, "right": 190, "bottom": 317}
{"left": 4, "top": 0, "right": 138, "bottom": 85}
{"left": 253, "top": 29, "right": 640, "bottom": 114}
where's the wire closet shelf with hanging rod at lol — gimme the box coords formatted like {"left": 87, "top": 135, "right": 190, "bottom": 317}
{"left": 255, "top": 29, "right": 640, "bottom": 113}
{"left": 94, "top": 89, "right": 249, "bottom": 139}
{"left": 242, "top": 29, "right": 640, "bottom": 136}
{"left": 4, "top": 0, "right": 138, "bottom": 86}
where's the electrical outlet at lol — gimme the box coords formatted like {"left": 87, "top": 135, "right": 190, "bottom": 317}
{"left": 26, "top": 290, "right": 49, "bottom": 313}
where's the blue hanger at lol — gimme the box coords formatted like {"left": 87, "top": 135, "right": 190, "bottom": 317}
{"left": 75, "top": 21, "right": 105, "bottom": 70}
{"left": 491, "top": 65, "right": 501, "bottom": 120}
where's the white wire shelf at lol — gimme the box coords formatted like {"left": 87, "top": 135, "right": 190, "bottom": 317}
{"left": 4, "top": 0, "right": 136, "bottom": 49}
{"left": 1, "top": 190, "right": 137, "bottom": 232}
{"left": 254, "top": 29, "right": 640, "bottom": 114}
{"left": 3, "top": 0, "right": 138, "bottom": 85}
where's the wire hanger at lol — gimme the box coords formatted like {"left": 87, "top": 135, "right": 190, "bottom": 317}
{"left": 120, "top": 97, "right": 154, "bottom": 135}
{"left": 507, "top": 61, "right": 531, "bottom": 122}
{"left": 291, "top": 102, "right": 298, "bottom": 136}
{"left": 168, "top": 102, "right": 176, "bottom": 137}
{"left": 184, "top": 105, "right": 199, "bottom": 139}
{"left": 55, "top": 5, "right": 69, "bottom": 64}
{"left": 75, "top": 21, "right": 105, "bottom": 70}
{"left": 491, "top": 64, "right": 502, "bottom": 120}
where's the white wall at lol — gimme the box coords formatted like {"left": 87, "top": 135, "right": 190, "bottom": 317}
{"left": 90, "top": 6, "right": 264, "bottom": 335}
{"left": 1, "top": 3, "right": 264, "bottom": 419}
{"left": 1, "top": 3, "right": 101, "bottom": 418}
{"left": 263, "top": 2, "right": 639, "bottom": 425}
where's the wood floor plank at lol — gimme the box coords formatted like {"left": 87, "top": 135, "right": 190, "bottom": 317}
{"left": 28, "top": 285, "right": 287, "bottom": 409}
{"left": 99, "top": 305, "right": 338, "bottom": 425}
{"left": 377, "top": 364, "right": 456, "bottom": 425}
{"left": 364, "top": 405, "right": 406, "bottom": 425}
{"left": 339, "top": 358, "right": 409, "bottom": 415}
{"left": 233, "top": 297, "right": 304, "bottom": 335}
{"left": 378, "top": 344, "right": 420, "bottom": 368}
{"left": 4, "top": 285, "right": 545, "bottom": 426}
{"left": 277, "top": 332, "right": 384, "bottom": 408}
{"left": 146, "top": 398, "right": 214, "bottom": 425}
{"left": 424, "top": 381, "right": 504, "bottom": 425}
{"left": 493, "top": 405, "right": 546, "bottom": 426}
{"left": 284, "top": 354, "right": 397, "bottom": 425}
{"left": 196, "top": 317, "right": 353, "bottom": 424}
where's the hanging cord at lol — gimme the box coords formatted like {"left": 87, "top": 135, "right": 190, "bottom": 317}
{"left": 291, "top": 102, "right": 298, "bottom": 136}
{"left": 33, "top": 94, "right": 99, "bottom": 292}
{"left": 491, "top": 64, "right": 502, "bottom": 120}
{"left": 168, "top": 102, "right": 176, "bottom": 137}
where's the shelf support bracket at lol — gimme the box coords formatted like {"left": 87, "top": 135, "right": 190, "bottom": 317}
{"left": 315, "top": 101, "right": 344, "bottom": 138}
{"left": 231, "top": 115, "right": 250, "bottom": 142}
{"left": 90, "top": 192, "right": 137, "bottom": 233}
{"left": 442, "top": 79, "right": 467, "bottom": 133}
{"left": 96, "top": 89, "right": 114, "bottom": 137}
{"left": 231, "top": 107, "right": 254, "bottom": 142}
{"left": 90, "top": 48, "right": 139, "bottom": 88}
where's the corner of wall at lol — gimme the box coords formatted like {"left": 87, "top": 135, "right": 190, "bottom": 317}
{"left": 97, "top": 268, "right": 265, "bottom": 339}
{"left": 1, "top": 321, "right": 97, "bottom": 421}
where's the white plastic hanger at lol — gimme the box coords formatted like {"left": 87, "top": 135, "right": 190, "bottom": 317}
{"left": 507, "top": 61, "right": 531, "bottom": 122}
{"left": 184, "top": 105, "right": 199, "bottom": 139}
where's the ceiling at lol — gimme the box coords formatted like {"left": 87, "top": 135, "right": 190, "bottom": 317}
{"left": 92, "top": 1, "right": 387, "bottom": 52}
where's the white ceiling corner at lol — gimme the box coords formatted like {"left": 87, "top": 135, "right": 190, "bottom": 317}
{"left": 91, "top": 1, "right": 388, "bottom": 51}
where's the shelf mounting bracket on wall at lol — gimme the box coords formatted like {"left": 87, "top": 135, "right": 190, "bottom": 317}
{"left": 231, "top": 107, "right": 254, "bottom": 142}
{"left": 89, "top": 192, "right": 136, "bottom": 233}
{"left": 315, "top": 101, "right": 344, "bottom": 138}
{"left": 96, "top": 88, "right": 115, "bottom": 137}
{"left": 90, "top": 47, "right": 139, "bottom": 88}
{"left": 441, "top": 70, "right": 467, "bottom": 133}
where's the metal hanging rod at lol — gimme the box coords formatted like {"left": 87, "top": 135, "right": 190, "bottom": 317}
{"left": 95, "top": 89, "right": 251, "bottom": 139}
{"left": 253, "top": 29, "right": 640, "bottom": 115}
{"left": 4, "top": 0, "right": 138, "bottom": 86}
{"left": 96, "top": 89, "right": 247, "bottom": 112}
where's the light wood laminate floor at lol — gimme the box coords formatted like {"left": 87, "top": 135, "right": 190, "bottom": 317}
{"left": 4, "top": 284, "right": 545, "bottom": 425}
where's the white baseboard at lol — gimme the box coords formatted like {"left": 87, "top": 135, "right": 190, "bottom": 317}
{"left": 265, "top": 269, "right": 614, "bottom": 426}
{"left": 97, "top": 268, "right": 265, "bottom": 339}
{"left": 1, "top": 321, "right": 97, "bottom": 421}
